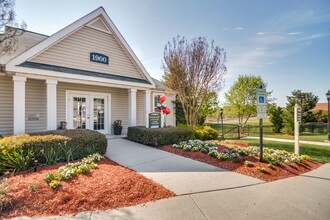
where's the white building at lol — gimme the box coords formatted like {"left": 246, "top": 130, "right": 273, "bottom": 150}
{"left": 0, "top": 7, "right": 175, "bottom": 136}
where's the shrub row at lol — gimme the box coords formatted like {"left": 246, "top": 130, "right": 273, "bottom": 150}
{"left": 127, "top": 126, "right": 193, "bottom": 147}
{"left": 0, "top": 129, "right": 107, "bottom": 174}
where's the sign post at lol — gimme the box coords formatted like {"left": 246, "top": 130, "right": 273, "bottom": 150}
{"left": 256, "top": 88, "right": 267, "bottom": 162}
{"left": 294, "top": 104, "right": 301, "bottom": 155}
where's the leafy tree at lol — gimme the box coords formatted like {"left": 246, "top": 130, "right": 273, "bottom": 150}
{"left": 174, "top": 91, "right": 219, "bottom": 126}
{"left": 269, "top": 105, "right": 284, "bottom": 133}
{"left": 0, "top": 0, "right": 26, "bottom": 54}
{"left": 224, "top": 75, "right": 271, "bottom": 129}
{"left": 163, "top": 36, "right": 227, "bottom": 129}
{"left": 282, "top": 90, "right": 319, "bottom": 134}
{"left": 197, "top": 91, "right": 219, "bottom": 125}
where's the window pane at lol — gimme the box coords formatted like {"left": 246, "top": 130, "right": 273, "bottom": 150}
{"left": 93, "top": 98, "right": 105, "bottom": 130}
{"left": 73, "top": 97, "right": 86, "bottom": 129}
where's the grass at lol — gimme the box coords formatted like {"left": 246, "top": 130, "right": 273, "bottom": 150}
{"left": 223, "top": 118, "right": 272, "bottom": 126}
{"left": 239, "top": 139, "right": 330, "bottom": 163}
{"left": 261, "top": 133, "right": 328, "bottom": 142}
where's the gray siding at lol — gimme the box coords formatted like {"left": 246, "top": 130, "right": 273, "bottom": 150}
{"left": 25, "top": 79, "right": 47, "bottom": 133}
{"left": 31, "top": 23, "right": 147, "bottom": 81}
{"left": 0, "top": 76, "right": 13, "bottom": 135}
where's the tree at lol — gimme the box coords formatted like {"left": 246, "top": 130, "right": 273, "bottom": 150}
{"left": 0, "top": 0, "right": 26, "bottom": 54}
{"left": 163, "top": 36, "right": 226, "bottom": 129}
{"left": 197, "top": 91, "right": 219, "bottom": 125}
{"left": 269, "top": 105, "right": 284, "bottom": 133}
{"left": 224, "top": 75, "right": 271, "bottom": 129}
{"left": 282, "top": 90, "right": 319, "bottom": 134}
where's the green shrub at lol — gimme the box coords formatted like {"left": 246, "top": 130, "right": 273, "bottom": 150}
{"left": 31, "top": 129, "right": 107, "bottom": 161}
{"left": 49, "top": 180, "right": 61, "bottom": 189}
{"left": 194, "top": 126, "right": 218, "bottom": 141}
{"left": 0, "top": 148, "right": 34, "bottom": 173}
{"left": 0, "top": 134, "right": 69, "bottom": 169}
{"left": 244, "top": 160, "right": 254, "bottom": 167}
{"left": 0, "top": 130, "right": 107, "bottom": 174}
{"left": 127, "top": 126, "right": 193, "bottom": 147}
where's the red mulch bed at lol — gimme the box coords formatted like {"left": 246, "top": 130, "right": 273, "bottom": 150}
{"left": 160, "top": 143, "right": 323, "bottom": 182}
{"left": 0, "top": 157, "right": 175, "bottom": 218}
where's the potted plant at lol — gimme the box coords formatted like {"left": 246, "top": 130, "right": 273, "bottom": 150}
{"left": 113, "top": 120, "right": 122, "bottom": 135}
{"left": 57, "top": 121, "right": 67, "bottom": 130}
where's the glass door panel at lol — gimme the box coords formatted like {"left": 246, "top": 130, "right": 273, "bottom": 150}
{"left": 93, "top": 98, "right": 105, "bottom": 130}
{"left": 72, "top": 97, "right": 87, "bottom": 129}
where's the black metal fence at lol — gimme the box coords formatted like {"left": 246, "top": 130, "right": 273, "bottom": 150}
{"left": 207, "top": 123, "right": 240, "bottom": 139}
{"left": 301, "top": 123, "right": 328, "bottom": 134}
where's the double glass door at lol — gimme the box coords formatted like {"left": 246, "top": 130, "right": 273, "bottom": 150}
{"left": 68, "top": 93, "right": 108, "bottom": 134}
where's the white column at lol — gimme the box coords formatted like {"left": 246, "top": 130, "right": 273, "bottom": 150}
{"left": 144, "top": 90, "right": 151, "bottom": 127}
{"left": 46, "top": 79, "right": 58, "bottom": 130}
{"left": 13, "top": 76, "right": 26, "bottom": 135}
{"left": 128, "top": 88, "right": 137, "bottom": 126}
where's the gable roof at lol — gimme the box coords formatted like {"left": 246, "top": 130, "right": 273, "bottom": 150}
{"left": 0, "top": 27, "right": 48, "bottom": 65}
{"left": 311, "top": 103, "right": 328, "bottom": 111}
{"left": 6, "top": 7, "right": 155, "bottom": 88}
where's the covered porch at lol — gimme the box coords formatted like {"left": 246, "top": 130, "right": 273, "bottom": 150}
{"left": 11, "top": 74, "right": 152, "bottom": 135}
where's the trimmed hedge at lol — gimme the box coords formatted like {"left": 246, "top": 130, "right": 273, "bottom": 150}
{"left": 127, "top": 126, "right": 193, "bottom": 147}
{"left": 0, "top": 129, "right": 107, "bottom": 173}
{"left": 31, "top": 129, "right": 107, "bottom": 161}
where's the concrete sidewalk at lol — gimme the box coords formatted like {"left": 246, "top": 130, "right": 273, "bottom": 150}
{"left": 105, "top": 139, "right": 263, "bottom": 195}
{"left": 243, "top": 136, "right": 330, "bottom": 146}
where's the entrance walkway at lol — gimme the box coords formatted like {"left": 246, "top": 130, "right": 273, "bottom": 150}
{"left": 105, "top": 139, "right": 263, "bottom": 195}
{"left": 243, "top": 136, "right": 330, "bottom": 146}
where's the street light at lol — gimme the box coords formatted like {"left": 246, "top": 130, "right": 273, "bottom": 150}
{"left": 220, "top": 108, "right": 224, "bottom": 139}
{"left": 326, "top": 90, "right": 330, "bottom": 142}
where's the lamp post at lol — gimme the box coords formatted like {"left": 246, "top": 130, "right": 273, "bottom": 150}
{"left": 326, "top": 90, "right": 330, "bottom": 142}
{"left": 220, "top": 108, "right": 224, "bottom": 139}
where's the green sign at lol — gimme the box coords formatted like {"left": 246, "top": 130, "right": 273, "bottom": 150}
{"left": 149, "top": 113, "right": 161, "bottom": 128}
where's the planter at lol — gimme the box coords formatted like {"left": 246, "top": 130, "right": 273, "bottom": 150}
{"left": 113, "top": 127, "right": 122, "bottom": 135}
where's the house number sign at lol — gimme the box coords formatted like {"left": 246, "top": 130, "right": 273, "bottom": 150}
{"left": 90, "top": 52, "right": 109, "bottom": 65}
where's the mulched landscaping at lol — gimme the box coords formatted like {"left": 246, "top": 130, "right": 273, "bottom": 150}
{"left": 160, "top": 141, "right": 323, "bottom": 182}
{"left": 0, "top": 157, "right": 175, "bottom": 219}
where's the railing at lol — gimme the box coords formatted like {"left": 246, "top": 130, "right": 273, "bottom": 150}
{"left": 207, "top": 123, "right": 240, "bottom": 139}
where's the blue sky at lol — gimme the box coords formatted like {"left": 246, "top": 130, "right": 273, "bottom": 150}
{"left": 14, "top": 0, "right": 330, "bottom": 106}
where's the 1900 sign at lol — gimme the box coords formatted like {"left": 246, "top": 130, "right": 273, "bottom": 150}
{"left": 90, "top": 52, "right": 109, "bottom": 65}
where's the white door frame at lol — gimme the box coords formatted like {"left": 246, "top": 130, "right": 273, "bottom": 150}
{"left": 66, "top": 90, "right": 111, "bottom": 134}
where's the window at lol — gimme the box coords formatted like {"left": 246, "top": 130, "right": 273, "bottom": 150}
{"left": 154, "top": 95, "right": 160, "bottom": 112}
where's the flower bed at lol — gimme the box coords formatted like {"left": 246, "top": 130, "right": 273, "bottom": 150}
{"left": 161, "top": 140, "right": 323, "bottom": 182}
{"left": 0, "top": 157, "right": 174, "bottom": 218}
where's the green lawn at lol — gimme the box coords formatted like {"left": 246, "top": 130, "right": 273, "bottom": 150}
{"left": 238, "top": 139, "right": 330, "bottom": 163}
{"left": 261, "top": 133, "right": 328, "bottom": 142}
{"left": 223, "top": 118, "right": 272, "bottom": 126}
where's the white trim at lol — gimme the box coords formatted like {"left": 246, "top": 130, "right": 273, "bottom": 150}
{"left": 13, "top": 76, "right": 26, "bottom": 134}
{"left": 15, "top": 72, "right": 152, "bottom": 90}
{"left": 11, "top": 66, "right": 155, "bottom": 88}
{"left": 152, "top": 92, "right": 165, "bottom": 112}
{"left": 65, "top": 90, "right": 111, "bottom": 134}
{"left": 128, "top": 88, "right": 137, "bottom": 126}
{"left": 6, "top": 7, "right": 156, "bottom": 88}
{"left": 86, "top": 17, "right": 112, "bottom": 34}
{"left": 144, "top": 90, "right": 151, "bottom": 128}
{"left": 46, "top": 79, "right": 57, "bottom": 130}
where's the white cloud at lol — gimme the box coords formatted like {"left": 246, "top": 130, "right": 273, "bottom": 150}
{"left": 222, "top": 28, "right": 228, "bottom": 31}
{"left": 287, "top": 32, "right": 302, "bottom": 35}
{"left": 234, "top": 27, "right": 244, "bottom": 31}
{"left": 304, "top": 33, "right": 328, "bottom": 40}
{"left": 257, "top": 32, "right": 266, "bottom": 36}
